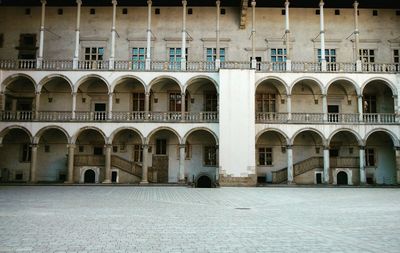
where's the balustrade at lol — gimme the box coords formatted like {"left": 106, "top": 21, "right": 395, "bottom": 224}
{"left": 78, "top": 60, "right": 109, "bottom": 70}
{"left": 291, "top": 113, "right": 324, "bottom": 123}
{"left": 42, "top": 60, "right": 73, "bottom": 70}
{"left": 255, "top": 112, "right": 288, "bottom": 123}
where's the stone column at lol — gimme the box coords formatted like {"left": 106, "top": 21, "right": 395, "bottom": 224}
{"left": 322, "top": 94, "right": 327, "bottom": 122}
{"left": 72, "top": 92, "right": 77, "bottom": 120}
{"left": 215, "top": 0, "right": 221, "bottom": 70}
{"left": 396, "top": 147, "right": 400, "bottom": 185}
{"left": 181, "top": 92, "right": 186, "bottom": 121}
{"left": 140, "top": 144, "right": 149, "bottom": 184}
{"left": 0, "top": 92, "right": 5, "bottom": 111}
{"left": 35, "top": 92, "right": 40, "bottom": 120}
{"left": 109, "top": 0, "right": 117, "bottom": 70}
{"left": 353, "top": 1, "right": 361, "bottom": 71}
{"left": 37, "top": 0, "right": 47, "bottom": 69}
{"left": 66, "top": 144, "right": 75, "bottom": 183}
{"left": 319, "top": 0, "right": 327, "bottom": 71}
{"left": 287, "top": 94, "right": 292, "bottom": 121}
{"left": 108, "top": 92, "right": 113, "bottom": 120}
{"left": 358, "top": 95, "right": 363, "bottom": 122}
{"left": 287, "top": 145, "right": 293, "bottom": 184}
{"left": 103, "top": 144, "right": 112, "bottom": 183}
{"left": 145, "top": 92, "right": 150, "bottom": 120}
{"left": 30, "top": 144, "right": 38, "bottom": 183}
{"left": 179, "top": 144, "right": 186, "bottom": 183}
{"left": 181, "top": 0, "right": 187, "bottom": 71}
{"left": 73, "top": 0, "right": 82, "bottom": 69}
{"left": 250, "top": 0, "right": 257, "bottom": 69}
{"left": 359, "top": 145, "right": 366, "bottom": 185}
{"left": 323, "top": 146, "right": 330, "bottom": 184}
{"left": 145, "top": 0, "right": 152, "bottom": 70}
{"left": 284, "top": 0, "right": 291, "bottom": 71}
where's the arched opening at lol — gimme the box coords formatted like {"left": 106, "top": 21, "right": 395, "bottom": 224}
{"left": 326, "top": 80, "right": 358, "bottom": 122}
{"left": 111, "top": 171, "right": 118, "bottom": 183}
{"left": 256, "top": 130, "right": 288, "bottom": 183}
{"left": 196, "top": 175, "right": 212, "bottom": 188}
{"left": 39, "top": 77, "right": 73, "bottom": 120}
{"left": 255, "top": 79, "right": 288, "bottom": 122}
{"left": 0, "top": 128, "right": 32, "bottom": 182}
{"left": 337, "top": 171, "right": 348, "bottom": 185}
{"left": 76, "top": 77, "right": 109, "bottom": 121}
{"left": 149, "top": 78, "right": 182, "bottom": 120}
{"left": 365, "top": 131, "right": 397, "bottom": 185}
{"left": 113, "top": 77, "right": 146, "bottom": 120}
{"left": 84, "top": 169, "right": 96, "bottom": 183}
{"left": 362, "top": 80, "right": 394, "bottom": 123}
{"left": 291, "top": 79, "right": 323, "bottom": 122}
{"left": 185, "top": 78, "right": 218, "bottom": 121}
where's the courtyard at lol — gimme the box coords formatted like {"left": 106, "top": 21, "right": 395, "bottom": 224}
{"left": 0, "top": 186, "right": 399, "bottom": 253}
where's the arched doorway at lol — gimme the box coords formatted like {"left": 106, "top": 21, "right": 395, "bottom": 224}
{"left": 84, "top": 169, "right": 95, "bottom": 183}
{"left": 337, "top": 171, "right": 348, "bottom": 185}
{"left": 197, "top": 175, "right": 212, "bottom": 188}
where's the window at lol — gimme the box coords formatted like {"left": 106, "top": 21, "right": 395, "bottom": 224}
{"left": 206, "top": 48, "right": 225, "bottom": 62}
{"left": 155, "top": 8, "right": 160, "bottom": 15}
{"left": 204, "top": 92, "right": 218, "bottom": 111}
{"left": 372, "top": 10, "right": 378, "bottom": 16}
{"left": 132, "top": 93, "right": 145, "bottom": 111}
{"left": 84, "top": 47, "right": 104, "bottom": 61}
{"left": 396, "top": 10, "right": 400, "bottom": 16}
{"left": 25, "top": 8, "right": 31, "bottom": 15}
{"left": 318, "top": 49, "right": 336, "bottom": 62}
{"left": 57, "top": 8, "right": 63, "bottom": 15}
{"left": 204, "top": 146, "right": 217, "bottom": 166}
{"left": 133, "top": 145, "right": 143, "bottom": 162}
{"left": 21, "top": 144, "right": 31, "bottom": 162}
{"left": 188, "top": 8, "right": 193, "bottom": 15}
{"left": 169, "top": 92, "right": 188, "bottom": 112}
{"left": 122, "top": 8, "right": 128, "bottom": 14}
{"left": 113, "top": 145, "right": 118, "bottom": 152}
{"left": 258, "top": 147, "right": 272, "bottom": 166}
{"left": 169, "top": 48, "right": 187, "bottom": 62}
{"left": 365, "top": 148, "right": 375, "bottom": 166}
{"left": 93, "top": 147, "right": 103, "bottom": 155}
{"left": 271, "top": 48, "right": 286, "bottom": 62}
{"left": 281, "top": 9, "right": 285, "bottom": 15}
{"left": 220, "top": 8, "right": 226, "bottom": 15}
{"left": 363, "top": 95, "right": 376, "bottom": 113}
{"left": 393, "top": 49, "right": 399, "bottom": 63}
{"left": 90, "top": 8, "right": 96, "bottom": 15}
{"left": 359, "top": 49, "right": 375, "bottom": 63}
{"left": 79, "top": 145, "right": 84, "bottom": 153}
{"left": 315, "top": 9, "right": 320, "bottom": 15}
{"left": 256, "top": 94, "right": 276, "bottom": 112}
{"left": 156, "top": 139, "right": 167, "bottom": 155}
{"left": 131, "top": 47, "right": 146, "bottom": 69}
{"left": 0, "top": 34, "right": 3, "bottom": 48}
{"left": 335, "top": 10, "right": 340, "bottom": 15}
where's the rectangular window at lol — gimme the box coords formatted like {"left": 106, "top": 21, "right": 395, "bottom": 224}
{"left": 256, "top": 94, "right": 276, "bottom": 112}
{"left": 393, "top": 49, "right": 399, "bottom": 63}
{"left": 204, "top": 92, "right": 218, "bottom": 111}
{"left": 169, "top": 47, "right": 188, "bottom": 62}
{"left": 44, "top": 145, "right": 50, "bottom": 153}
{"left": 131, "top": 47, "right": 146, "bottom": 69}
{"left": 0, "top": 34, "right": 3, "bottom": 48}
{"left": 206, "top": 48, "right": 225, "bottom": 62}
{"left": 156, "top": 139, "right": 167, "bottom": 155}
{"left": 169, "top": 92, "right": 188, "bottom": 112}
{"left": 133, "top": 145, "right": 143, "bottom": 162}
{"left": 258, "top": 147, "right": 272, "bottom": 166}
{"left": 318, "top": 49, "right": 336, "bottom": 62}
{"left": 359, "top": 49, "right": 375, "bottom": 63}
{"left": 365, "top": 148, "right": 375, "bottom": 166}
{"left": 84, "top": 47, "right": 104, "bottom": 61}
{"left": 363, "top": 95, "right": 376, "bottom": 113}
{"left": 204, "top": 146, "right": 217, "bottom": 166}
{"left": 271, "top": 48, "right": 287, "bottom": 62}
{"left": 21, "top": 144, "right": 31, "bottom": 162}
{"left": 132, "top": 93, "right": 145, "bottom": 111}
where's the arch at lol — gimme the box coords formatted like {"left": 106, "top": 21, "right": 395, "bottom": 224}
{"left": 195, "top": 174, "right": 213, "bottom": 188}
{"left": 327, "top": 128, "right": 363, "bottom": 146}
{"left": 1, "top": 73, "right": 37, "bottom": 93}
{"left": 255, "top": 128, "right": 290, "bottom": 145}
{"left": 84, "top": 169, "right": 96, "bottom": 183}
{"left": 255, "top": 76, "right": 289, "bottom": 95}
{"left": 290, "top": 128, "right": 326, "bottom": 146}
{"left": 148, "top": 75, "right": 183, "bottom": 93}
{"left": 0, "top": 125, "right": 33, "bottom": 144}
{"left": 361, "top": 77, "right": 397, "bottom": 96}
{"left": 108, "top": 127, "right": 145, "bottom": 144}
{"left": 146, "top": 126, "right": 182, "bottom": 144}
{"left": 326, "top": 77, "right": 360, "bottom": 96}
{"left": 110, "top": 74, "right": 147, "bottom": 93}
{"left": 71, "top": 126, "right": 107, "bottom": 144}
{"left": 182, "top": 127, "right": 219, "bottom": 145}
{"left": 337, "top": 171, "right": 348, "bottom": 185}
{"left": 74, "top": 74, "right": 110, "bottom": 93}
{"left": 364, "top": 128, "right": 399, "bottom": 147}
{"left": 38, "top": 74, "right": 73, "bottom": 93}
{"left": 34, "top": 125, "right": 71, "bottom": 144}
{"left": 290, "top": 76, "right": 325, "bottom": 95}
{"left": 184, "top": 75, "right": 219, "bottom": 93}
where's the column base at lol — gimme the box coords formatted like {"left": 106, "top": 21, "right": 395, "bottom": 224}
{"left": 73, "top": 58, "right": 79, "bottom": 70}
{"left": 64, "top": 181, "right": 74, "bottom": 184}
{"left": 178, "top": 179, "right": 186, "bottom": 184}
{"left": 102, "top": 179, "right": 111, "bottom": 184}
{"left": 140, "top": 180, "right": 149, "bottom": 185}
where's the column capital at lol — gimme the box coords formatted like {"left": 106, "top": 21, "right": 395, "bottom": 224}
{"left": 319, "top": 0, "right": 324, "bottom": 7}
{"left": 179, "top": 144, "right": 186, "bottom": 149}
{"left": 285, "top": 0, "right": 290, "bottom": 6}
{"left": 323, "top": 145, "right": 330, "bottom": 150}
{"left": 286, "top": 145, "right": 293, "bottom": 149}
{"left": 112, "top": 0, "right": 118, "bottom": 5}
{"left": 76, "top": 0, "right": 82, "bottom": 5}
{"left": 358, "top": 94, "right": 363, "bottom": 98}
{"left": 35, "top": 91, "right": 41, "bottom": 95}
{"left": 104, "top": 144, "right": 113, "bottom": 149}
{"left": 30, "top": 143, "right": 39, "bottom": 149}
{"left": 182, "top": 0, "right": 187, "bottom": 6}
{"left": 353, "top": 1, "right": 359, "bottom": 8}
{"left": 141, "top": 144, "right": 149, "bottom": 149}
{"left": 359, "top": 145, "right": 365, "bottom": 150}
{"left": 145, "top": 91, "right": 150, "bottom": 96}
{"left": 251, "top": 0, "right": 256, "bottom": 7}
{"left": 216, "top": 0, "right": 220, "bottom": 6}
{"left": 108, "top": 92, "right": 114, "bottom": 96}
{"left": 147, "top": 0, "right": 152, "bottom": 5}
{"left": 71, "top": 91, "right": 77, "bottom": 96}
{"left": 41, "top": 0, "right": 47, "bottom": 5}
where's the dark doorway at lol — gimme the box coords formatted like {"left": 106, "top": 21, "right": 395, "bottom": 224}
{"left": 93, "top": 146, "right": 103, "bottom": 155}
{"left": 328, "top": 105, "right": 339, "bottom": 122}
{"left": 316, "top": 173, "right": 322, "bottom": 184}
{"left": 84, "top": 169, "right": 95, "bottom": 183}
{"left": 111, "top": 171, "right": 117, "bottom": 183}
{"left": 94, "top": 103, "right": 106, "bottom": 120}
{"left": 250, "top": 56, "right": 262, "bottom": 70}
{"left": 337, "top": 171, "right": 348, "bottom": 185}
{"left": 196, "top": 175, "right": 212, "bottom": 188}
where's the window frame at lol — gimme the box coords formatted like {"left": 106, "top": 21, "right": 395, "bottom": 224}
{"left": 155, "top": 139, "right": 167, "bottom": 155}
{"left": 270, "top": 48, "right": 287, "bottom": 62}
{"left": 203, "top": 146, "right": 217, "bottom": 166}
{"left": 256, "top": 93, "right": 276, "bottom": 113}
{"left": 317, "top": 48, "right": 337, "bottom": 63}
{"left": 258, "top": 147, "right": 273, "bottom": 166}
{"left": 359, "top": 49, "right": 375, "bottom": 63}
{"left": 205, "top": 48, "right": 225, "bottom": 62}
{"left": 84, "top": 46, "right": 104, "bottom": 61}
{"left": 365, "top": 148, "right": 375, "bottom": 167}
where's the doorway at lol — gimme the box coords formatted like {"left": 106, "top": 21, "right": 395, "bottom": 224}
{"left": 316, "top": 172, "right": 322, "bottom": 184}
{"left": 111, "top": 171, "right": 118, "bottom": 183}
{"left": 328, "top": 105, "right": 339, "bottom": 122}
{"left": 250, "top": 56, "right": 262, "bottom": 70}
{"left": 337, "top": 171, "right": 348, "bottom": 185}
{"left": 196, "top": 175, "right": 212, "bottom": 188}
{"left": 94, "top": 103, "right": 107, "bottom": 120}
{"left": 84, "top": 169, "right": 96, "bottom": 183}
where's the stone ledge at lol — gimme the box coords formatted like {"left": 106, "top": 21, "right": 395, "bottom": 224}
{"left": 219, "top": 174, "right": 257, "bottom": 186}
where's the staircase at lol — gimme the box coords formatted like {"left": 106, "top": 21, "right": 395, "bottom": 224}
{"left": 111, "top": 155, "right": 142, "bottom": 178}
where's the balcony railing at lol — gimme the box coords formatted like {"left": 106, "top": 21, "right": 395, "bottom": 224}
{"left": 183, "top": 112, "right": 218, "bottom": 122}
{"left": 114, "top": 60, "right": 146, "bottom": 71}
{"left": 78, "top": 60, "right": 109, "bottom": 70}
{"left": 327, "top": 113, "right": 359, "bottom": 123}
{"left": 112, "top": 111, "right": 146, "bottom": 121}
{"left": 363, "top": 113, "right": 398, "bottom": 123}
{"left": 37, "top": 111, "right": 73, "bottom": 121}
{"left": 255, "top": 112, "right": 289, "bottom": 123}
{"left": 42, "top": 60, "right": 73, "bottom": 70}
{"left": 292, "top": 62, "right": 321, "bottom": 72}
{"left": 291, "top": 113, "right": 325, "bottom": 123}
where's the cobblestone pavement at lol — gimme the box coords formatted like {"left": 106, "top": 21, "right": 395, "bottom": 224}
{"left": 0, "top": 186, "right": 399, "bottom": 253}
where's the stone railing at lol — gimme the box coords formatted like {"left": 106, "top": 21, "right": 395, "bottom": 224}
{"left": 111, "top": 155, "right": 142, "bottom": 178}
{"left": 78, "top": 60, "right": 109, "bottom": 70}
{"left": 257, "top": 62, "right": 286, "bottom": 72}
{"left": 147, "top": 111, "right": 182, "bottom": 121}
{"left": 37, "top": 111, "right": 73, "bottom": 121}
{"left": 112, "top": 111, "right": 146, "bottom": 121}
{"left": 75, "top": 111, "right": 107, "bottom": 121}
{"left": 271, "top": 168, "right": 287, "bottom": 184}
{"left": 291, "top": 113, "right": 324, "bottom": 123}
{"left": 330, "top": 156, "right": 359, "bottom": 168}
{"left": 255, "top": 112, "right": 289, "bottom": 123}
{"left": 187, "top": 61, "right": 216, "bottom": 71}
{"left": 0, "top": 111, "right": 34, "bottom": 121}
{"left": 362, "top": 63, "right": 400, "bottom": 73}
{"left": 42, "top": 60, "right": 73, "bottom": 70}
{"left": 0, "top": 59, "right": 36, "bottom": 70}
{"left": 220, "top": 61, "right": 250, "bottom": 69}
{"left": 327, "top": 113, "right": 359, "bottom": 123}
{"left": 183, "top": 111, "right": 218, "bottom": 122}
{"left": 114, "top": 60, "right": 146, "bottom": 71}
{"left": 326, "top": 62, "right": 356, "bottom": 72}
{"left": 292, "top": 62, "right": 321, "bottom": 72}
{"left": 74, "top": 155, "right": 105, "bottom": 166}
{"left": 151, "top": 61, "right": 182, "bottom": 71}
{"left": 363, "top": 113, "right": 398, "bottom": 123}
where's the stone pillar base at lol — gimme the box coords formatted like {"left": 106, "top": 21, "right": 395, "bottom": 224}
{"left": 64, "top": 181, "right": 74, "bottom": 184}
{"left": 356, "top": 60, "right": 362, "bottom": 72}
{"left": 102, "top": 179, "right": 111, "bottom": 184}
{"left": 219, "top": 174, "right": 257, "bottom": 187}
{"left": 73, "top": 58, "right": 79, "bottom": 70}
{"left": 140, "top": 180, "right": 149, "bottom": 185}
{"left": 145, "top": 58, "right": 151, "bottom": 70}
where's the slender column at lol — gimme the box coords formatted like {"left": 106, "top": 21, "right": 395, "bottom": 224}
{"left": 284, "top": 0, "right": 291, "bottom": 71}
{"left": 72, "top": 92, "right": 77, "bottom": 120}
{"left": 109, "top": 0, "right": 117, "bottom": 70}
{"left": 287, "top": 94, "right": 292, "bottom": 121}
{"left": 215, "top": 0, "right": 221, "bottom": 70}
{"left": 322, "top": 94, "right": 327, "bottom": 122}
{"left": 108, "top": 92, "right": 113, "bottom": 120}
{"left": 319, "top": 0, "right": 327, "bottom": 71}
{"left": 73, "top": 0, "right": 82, "bottom": 69}
{"left": 395, "top": 147, "right": 400, "bottom": 185}
{"left": 181, "top": 92, "right": 186, "bottom": 120}
{"left": 181, "top": 0, "right": 187, "bottom": 70}
{"left": 323, "top": 146, "right": 330, "bottom": 184}
{"left": 359, "top": 146, "right": 366, "bottom": 185}
{"left": 353, "top": 1, "right": 361, "bottom": 71}
{"left": 0, "top": 92, "right": 5, "bottom": 111}
{"left": 35, "top": 92, "right": 40, "bottom": 120}
{"left": 179, "top": 144, "right": 186, "bottom": 182}
{"left": 66, "top": 144, "right": 75, "bottom": 183}
{"left": 287, "top": 145, "right": 293, "bottom": 184}
{"left": 30, "top": 144, "right": 38, "bottom": 183}
{"left": 145, "top": 92, "right": 150, "bottom": 120}
{"left": 103, "top": 144, "right": 112, "bottom": 183}
{"left": 140, "top": 144, "right": 149, "bottom": 184}
{"left": 145, "top": 0, "right": 152, "bottom": 70}
{"left": 250, "top": 0, "right": 257, "bottom": 69}
{"left": 37, "top": 0, "right": 47, "bottom": 69}
{"left": 393, "top": 95, "right": 398, "bottom": 114}
{"left": 358, "top": 95, "right": 363, "bottom": 122}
